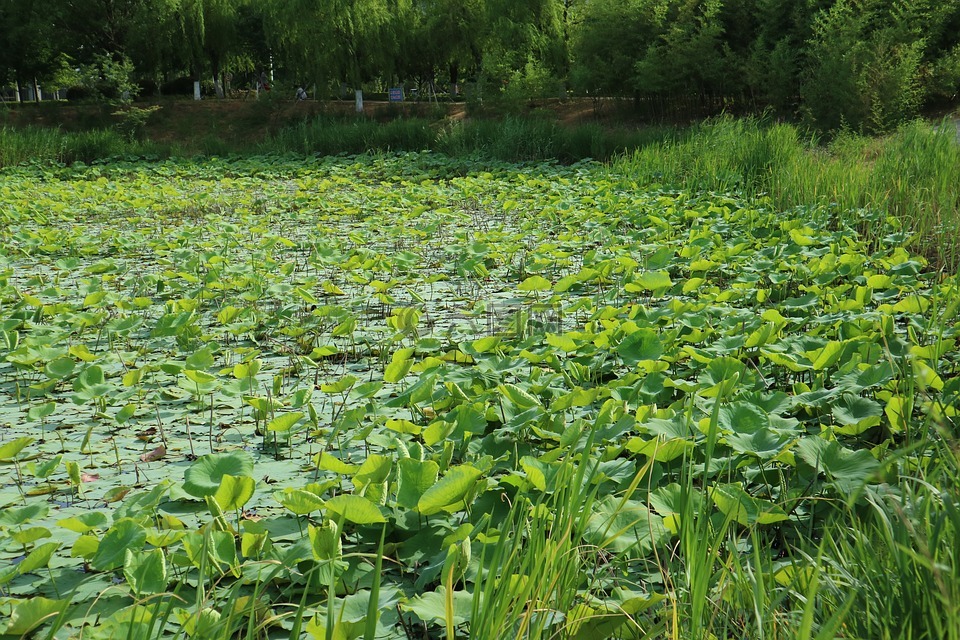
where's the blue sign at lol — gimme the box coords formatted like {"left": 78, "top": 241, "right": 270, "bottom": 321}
{"left": 388, "top": 87, "right": 404, "bottom": 102}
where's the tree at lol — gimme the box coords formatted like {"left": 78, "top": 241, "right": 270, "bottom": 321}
{"left": 0, "top": 0, "right": 64, "bottom": 100}
{"left": 59, "top": 0, "right": 153, "bottom": 62}
{"left": 177, "top": 0, "right": 248, "bottom": 97}
{"left": 264, "top": 0, "right": 403, "bottom": 108}
{"left": 802, "top": 0, "right": 929, "bottom": 133}
{"left": 634, "top": 0, "right": 729, "bottom": 100}
{"left": 482, "top": 0, "right": 568, "bottom": 94}
{"left": 570, "top": 0, "right": 659, "bottom": 98}
{"left": 397, "top": 0, "right": 486, "bottom": 96}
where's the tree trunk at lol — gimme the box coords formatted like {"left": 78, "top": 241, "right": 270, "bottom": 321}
{"left": 449, "top": 63, "right": 460, "bottom": 97}
{"left": 33, "top": 77, "right": 41, "bottom": 102}
{"left": 212, "top": 57, "right": 224, "bottom": 98}
{"left": 14, "top": 79, "right": 22, "bottom": 103}
{"left": 355, "top": 88, "right": 364, "bottom": 113}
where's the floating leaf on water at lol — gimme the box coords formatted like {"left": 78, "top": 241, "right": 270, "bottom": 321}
{"left": 183, "top": 450, "right": 255, "bottom": 498}
{"left": 140, "top": 445, "right": 167, "bottom": 462}
{"left": 102, "top": 486, "right": 133, "bottom": 504}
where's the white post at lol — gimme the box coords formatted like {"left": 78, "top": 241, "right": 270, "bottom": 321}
{"left": 355, "top": 88, "right": 363, "bottom": 113}
{"left": 193, "top": 81, "right": 202, "bottom": 100}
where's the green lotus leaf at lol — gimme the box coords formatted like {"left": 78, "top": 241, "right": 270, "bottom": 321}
{"left": 711, "top": 483, "right": 789, "bottom": 526}
{"left": 795, "top": 437, "right": 880, "bottom": 486}
{"left": 274, "top": 487, "right": 325, "bottom": 515}
{"left": 418, "top": 465, "right": 482, "bottom": 515}
{"left": 832, "top": 393, "right": 883, "bottom": 434}
{"left": 397, "top": 458, "right": 440, "bottom": 509}
{"left": 402, "top": 587, "right": 474, "bottom": 626}
{"left": 124, "top": 548, "right": 168, "bottom": 595}
{"left": 3, "top": 597, "right": 70, "bottom": 636}
{"left": 213, "top": 474, "right": 256, "bottom": 511}
{"left": 325, "top": 494, "right": 386, "bottom": 524}
{"left": 91, "top": 518, "right": 147, "bottom": 571}
{"left": 183, "top": 450, "right": 255, "bottom": 498}
{"left": 617, "top": 328, "right": 663, "bottom": 367}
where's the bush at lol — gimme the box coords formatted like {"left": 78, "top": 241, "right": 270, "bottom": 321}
{"left": 76, "top": 54, "right": 140, "bottom": 104}
{"left": 802, "top": 1, "right": 925, "bottom": 134}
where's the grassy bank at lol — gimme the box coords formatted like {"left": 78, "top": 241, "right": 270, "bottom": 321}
{"left": 0, "top": 114, "right": 663, "bottom": 166}
{"left": 259, "top": 114, "right": 672, "bottom": 163}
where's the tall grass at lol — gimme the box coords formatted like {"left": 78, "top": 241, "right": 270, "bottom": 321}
{"left": 615, "top": 115, "right": 960, "bottom": 271}
{"left": 810, "top": 435, "right": 960, "bottom": 640}
{"left": 259, "top": 114, "right": 674, "bottom": 163}
{"left": 0, "top": 125, "right": 168, "bottom": 166}
{"left": 1, "top": 126, "right": 68, "bottom": 166}
{"left": 261, "top": 115, "right": 436, "bottom": 156}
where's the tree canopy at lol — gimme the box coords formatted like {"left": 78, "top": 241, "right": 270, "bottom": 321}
{"left": 2, "top": 0, "right": 958, "bottom": 132}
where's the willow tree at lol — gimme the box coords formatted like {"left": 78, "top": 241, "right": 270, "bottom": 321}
{"left": 481, "top": 0, "right": 569, "bottom": 96}
{"left": 397, "top": 0, "right": 486, "bottom": 97}
{"left": 177, "top": 0, "right": 248, "bottom": 97}
{"left": 264, "top": 0, "right": 406, "bottom": 109}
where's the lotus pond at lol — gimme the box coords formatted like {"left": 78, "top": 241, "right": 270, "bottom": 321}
{"left": 0, "top": 153, "right": 958, "bottom": 639}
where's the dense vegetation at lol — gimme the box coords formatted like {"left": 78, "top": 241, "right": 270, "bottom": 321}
{"left": 3, "top": 115, "right": 959, "bottom": 273}
{"left": 2, "top": 0, "right": 960, "bottom": 132}
{"left": 2, "top": 3, "right": 959, "bottom": 638}
{"left": 1, "top": 152, "right": 958, "bottom": 639}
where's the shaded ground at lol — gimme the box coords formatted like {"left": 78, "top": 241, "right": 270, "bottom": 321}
{"left": 5, "top": 96, "right": 957, "bottom": 150}
{"left": 0, "top": 96, "right": 636, "bottom": 146}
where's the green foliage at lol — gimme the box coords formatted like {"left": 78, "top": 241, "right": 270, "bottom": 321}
{"left": 112, "top": 105, "right": 162, "bottom": 142}
{"left": 0, "top": 151, "right": 958, "bottom": 639}
{"left": 617, "top": 116, "right": 960, "bottom": 271}
{"left": 3, "top": 0, "right": 959, "bottom": 132}
{"left": 77, "top": 54, "right": 141, "bottom": 104}
{"left": 801, "top": 0, "right": 927, "bottom": 133}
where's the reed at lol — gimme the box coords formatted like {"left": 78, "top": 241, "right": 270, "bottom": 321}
{"left": 616, "top": 116, "right": 960, "bottom": 271}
